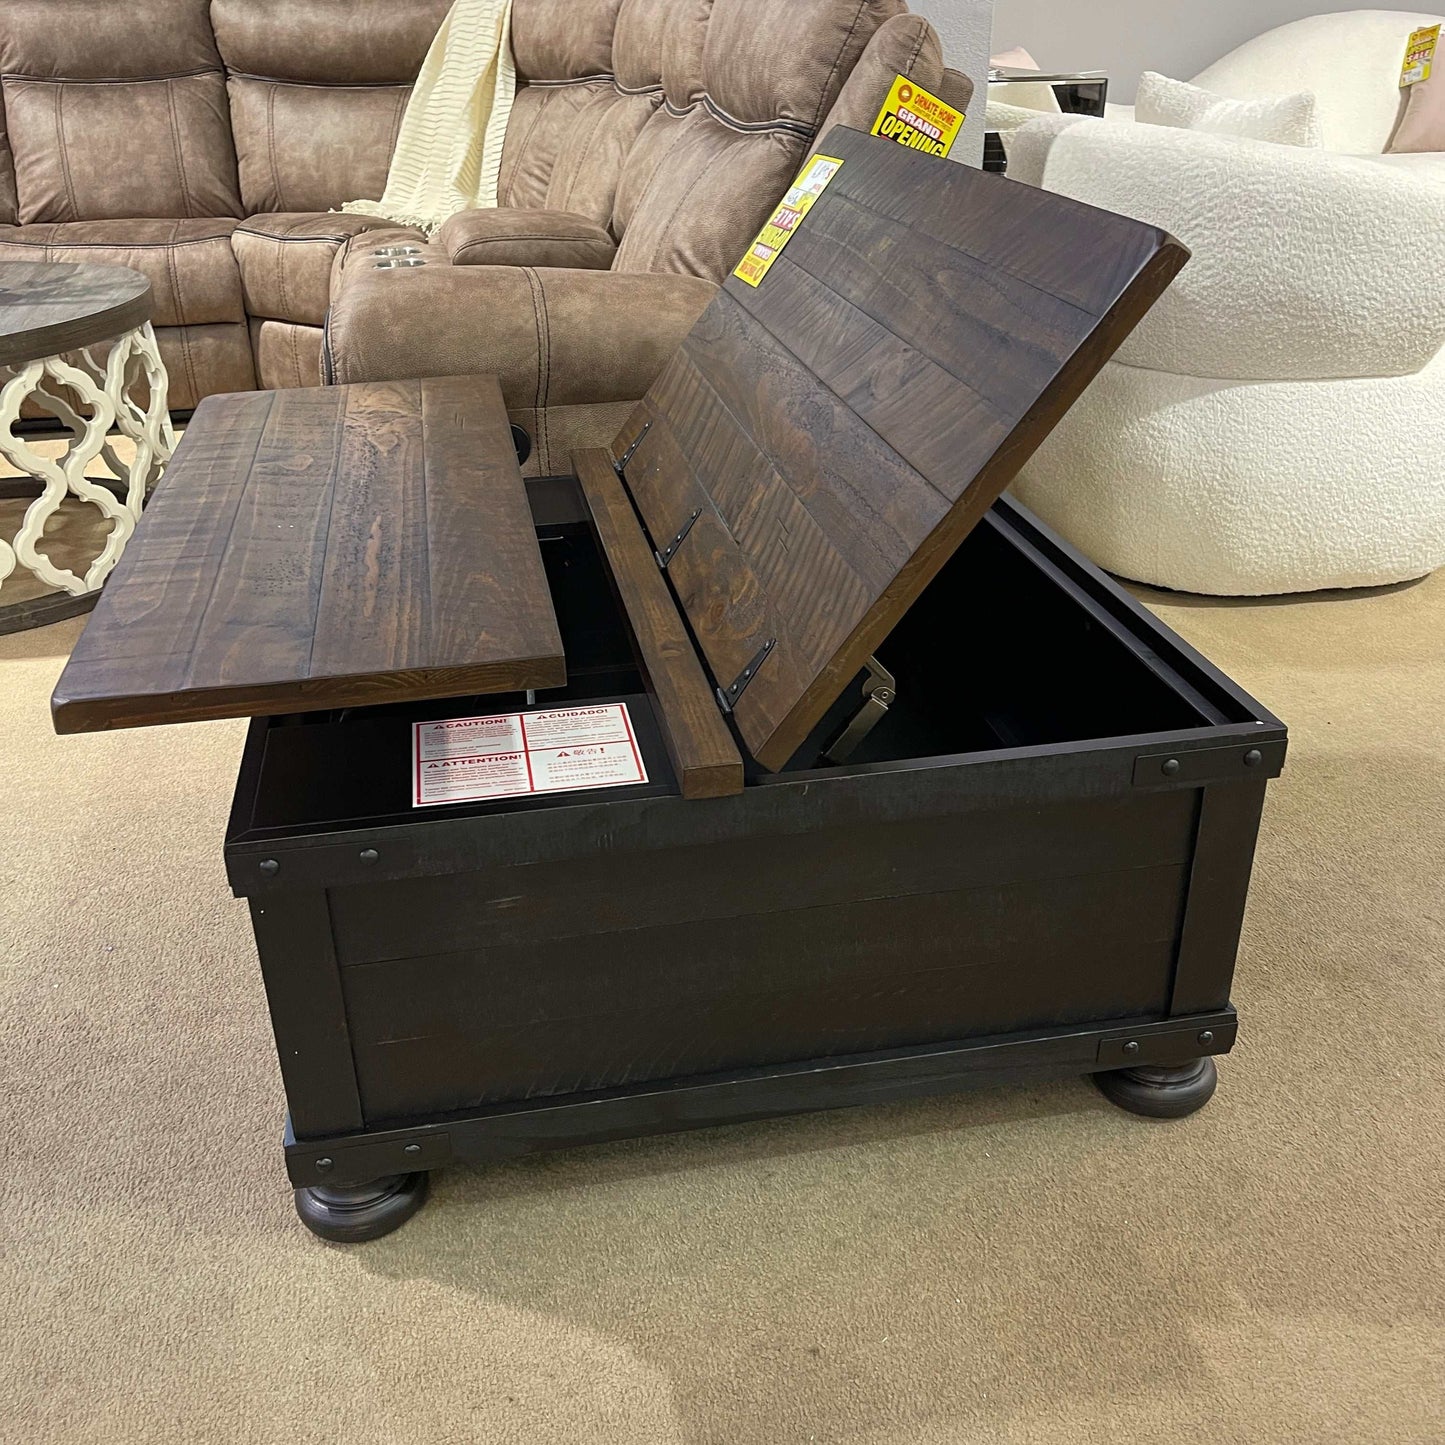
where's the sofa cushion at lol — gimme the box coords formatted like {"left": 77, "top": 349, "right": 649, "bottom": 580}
{"left": 511, "top": 0, "right": 625, "bottom": 81}
{"left": 227, "top": 78, "right": 410, "bottom": 214}
{"left": 704, "top": 0, "right": 906, "bottom": 131}
{"left": 328, "top": 261, "right": 716, "bottom": 413}
{"left": 250, "top": 318, "right": 324, "bottom": 391}
{"left": 613, "top": 0, "right": 676, "bottom": 93}
{"left": 498, "top": 0, "right": 670, "bottom": 226}
{"left": 1191, "top": 10, "right": 1437, "bottom": 155}
{"left": 438, "top": 209, "right": 618, "bottom": 269}
{"left": 153, "top": 323, "right": 257, "bottom": 411}
{"left": 1389, "top": 65, "right": 1445, "bottom": 154}
{"left": 613, "top": 0, "right": 907, "bottom": 277}
{"left": 0, "top": 96, "right": 17, "bottom": 225}
{"left": 613, "top": 112, "right": 809, "bottom": 279}
{"left": 0, "top": 0, "right": 221, "bottom": 80}
{"left": 5, "top": 74, "right": 242, "bottom": 223}
{"left": 817, "top": 13, "right": 947, "bottom": 138}
{"left": 612, "top": 1, "right": 714, "bottom": 236}
{"left": 210, "top": 0, "right": 451, "bottom": 86}
{"left": 1137, "top": 72, "right": 1323, "bottom": 148}
{"left": 0, "top": 219, "right": 244, "bottom": 328}
{"left": 233, "top": 213, "right": 397, "bottom": 327}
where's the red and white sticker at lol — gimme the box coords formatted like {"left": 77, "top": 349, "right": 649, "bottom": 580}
{"left": 412, "top": 703, "right": 648, "bottom": 808}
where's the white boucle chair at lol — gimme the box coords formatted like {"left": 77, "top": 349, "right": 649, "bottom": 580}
{"left": 1006, "top": 10, "right": 1445, "bottom": 595}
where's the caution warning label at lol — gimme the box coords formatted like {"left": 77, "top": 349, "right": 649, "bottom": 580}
{"left": 412, "top": 703, "right": 648, "bottom": 807}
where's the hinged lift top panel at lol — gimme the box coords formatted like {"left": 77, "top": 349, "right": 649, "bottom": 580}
{"left": 51, "top": 375, "right": 565, "bottom": 734}
{"left": 611, "top": 127, "right": 1189, "bottom": 771}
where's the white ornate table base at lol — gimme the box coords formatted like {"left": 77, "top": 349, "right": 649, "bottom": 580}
{"left": 0, "top": 322, "right": 174, "bottom": 632}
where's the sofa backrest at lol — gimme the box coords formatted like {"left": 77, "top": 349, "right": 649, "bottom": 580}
{"left": 0, "top": 0, "right": 241, "bottom": 225}
{"left": 0, "top": 0, "right": 962, "bottom": 257}
{"left": 0, "top": 0, "right": 451, "bottom": 226}
{"left": 612, "top": 0, "right": 951, "bottom": 281}
{"left": 497, "top": 0, "right": 672, "bottom": 225}
{"left": 1192, "top": 9, "right": 1445, "bottom": 154}
{"left": 210, "top": 0, "right": 453, "bottom": 214}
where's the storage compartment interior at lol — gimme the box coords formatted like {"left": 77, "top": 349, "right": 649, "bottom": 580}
{"left": 788, "top": 510, "right": 1220, "bottom": 773}
{"left": 231, "top": 488, "right": 1234, "bottom": 842}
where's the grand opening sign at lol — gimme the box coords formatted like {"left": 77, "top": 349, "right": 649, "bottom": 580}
{"left": 871, "top": 75, "right": 964, "bottom": 158}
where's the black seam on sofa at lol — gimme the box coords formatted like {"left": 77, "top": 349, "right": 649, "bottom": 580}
{"left": 0, "top": 69, "right": 222, "bottom": 85}
{"left": 0, "top": 235, "right": 237, "bottom": 248}
{"left": 225, "top": 72, "right": 414, "bottom": 92}
{"left": 702, "top": 96, "right": 815, "bottom": 138}
{"left": 527, "top": 75, "right": 616, "bottom": 89}
{"left": 233, "top": 227, "right": 362, "bottom": 245}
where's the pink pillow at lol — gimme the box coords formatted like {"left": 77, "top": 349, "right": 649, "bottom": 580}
{"left": 1390, "top": 73, "right": 1445, "bottom": 153}
{"left": 991, "top": 47, "right": 1041, "bottom": 72}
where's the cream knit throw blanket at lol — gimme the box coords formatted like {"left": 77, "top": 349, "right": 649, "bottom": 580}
{"left": 341, "top": 0, "right": 516, "bottom": 235}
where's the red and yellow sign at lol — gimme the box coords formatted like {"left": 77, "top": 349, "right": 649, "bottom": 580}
{"left": 871, "top": 75, "right": 964, "bottom": 158}
{"left": 733, "top": 154, "right": 844, "bottom": 289}
{"left": 1401, "top": 24, "right": 1440, "bottom": 87}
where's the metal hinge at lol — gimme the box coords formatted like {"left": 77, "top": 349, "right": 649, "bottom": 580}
{"left": 613, "top": 421, "right": 652, "bottom": 475}
{"left": 716, "top": 638, "right": 776, "bottom": 713}
{"left": 823, "top": 657, "right": 897, "bottom": 765}
{"left": 655, "top": 507, "right": 702, "bottom": 569}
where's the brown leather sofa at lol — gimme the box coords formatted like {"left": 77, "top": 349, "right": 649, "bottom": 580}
{"left": 0, "top": 0, "right": 452, "bottom": 407}
{"left": 0, "top": 0, "right": 970, "bottom": 466}
{"left": 328, "top": 0, "right": 972, "bottom": 471}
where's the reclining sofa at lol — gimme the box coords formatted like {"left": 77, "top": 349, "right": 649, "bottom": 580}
{"left": 0, "top": 0, "right": 970, "bottom": 470}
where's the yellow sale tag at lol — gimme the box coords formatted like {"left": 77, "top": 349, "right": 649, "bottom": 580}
{"left": 733, "top": 154, "right": 844, "bottom": 289}
{"left": 1401, "top": 24, "right": 1440, "bottom": 87}
{"left": 871, "top": 74, "right": 965, "bottom": 158}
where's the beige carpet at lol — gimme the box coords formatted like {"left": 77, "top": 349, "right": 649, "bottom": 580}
{"left": 2, "top": 567, "right": 1442, "bottom": 1444}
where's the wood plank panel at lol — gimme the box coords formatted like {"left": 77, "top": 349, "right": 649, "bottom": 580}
{"left": 821, "top": 133, "right": 1168, "bottom": 317}
{"left": 54, "top": 393, "right": 275, "bottom": 682}
{"left": 342, "top": 868, "right": 1182, "bottom": 1119}
{"left": 310, "top": 380, "right": 428, "bottom": 678}
{"left": 573, "top": 448, "right": 743, "bottom": 800}
{"left": 423, "top": 376, "right": 565, "bottom": 669}
{"left": 610, "top": 127, "right": 1189, "bottom": 772}
{"left": 188, "top": 385, "right": 346, "bottom": 693}
{"left": 329, "top": 789, "right": 1197, "bottom": 964}
{"left": 53, "top": 375, "right": 566, "bottom": 732}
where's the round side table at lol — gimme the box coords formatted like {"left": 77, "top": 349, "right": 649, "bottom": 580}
{"left": 0, "top": 261, "right": 176, "bottom": 633}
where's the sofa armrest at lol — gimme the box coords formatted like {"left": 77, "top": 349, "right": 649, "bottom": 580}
{"left": 436, "top": 208, "right": 618, "bottom": 270}
{"left": 1010, "top": 113, "right": 1445, "bottom": 381}
{"left": 327, "top": 263, "right": 716, "bottom": 410}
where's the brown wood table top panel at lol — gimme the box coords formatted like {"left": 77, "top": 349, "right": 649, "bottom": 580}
{"left": 611, "top": 127, "right": 1189, "bottom": 772}
{"left": 52, "top": 376, "right": 565, "bottom": 733}
{"left": 0, "top": 262, "right": 153, "bottom": 367}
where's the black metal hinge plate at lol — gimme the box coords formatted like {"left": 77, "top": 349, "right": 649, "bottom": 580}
{"left": 613, "top": 421, "right": 652, "bottom": 474}
{"left": 717, "top": 638, "right": 776, "bottom": 713}
{"left": 656, "top": 507, "right": 702, "bottom": 569}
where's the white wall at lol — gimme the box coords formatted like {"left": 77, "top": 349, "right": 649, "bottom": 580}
{"left": 912, "top": 0, "right": 994, "bottom": 162}
{"left": 991, "top": 1, "right": 1434, "bottom": 102}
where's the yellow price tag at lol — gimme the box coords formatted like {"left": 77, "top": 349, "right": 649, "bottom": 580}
{"left": 733, "top": 154, "right": 844, "bottom": 289}
{"left": 870, "top": 74, "right": 965, "bottom": 158}
{"left": 1401, "top": 24, "right": 1440, "bottom": 87}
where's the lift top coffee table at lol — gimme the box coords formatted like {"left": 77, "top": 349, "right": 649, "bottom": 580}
{"left": 52, "top": 129, "right": 1285, "bottom": 1243}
